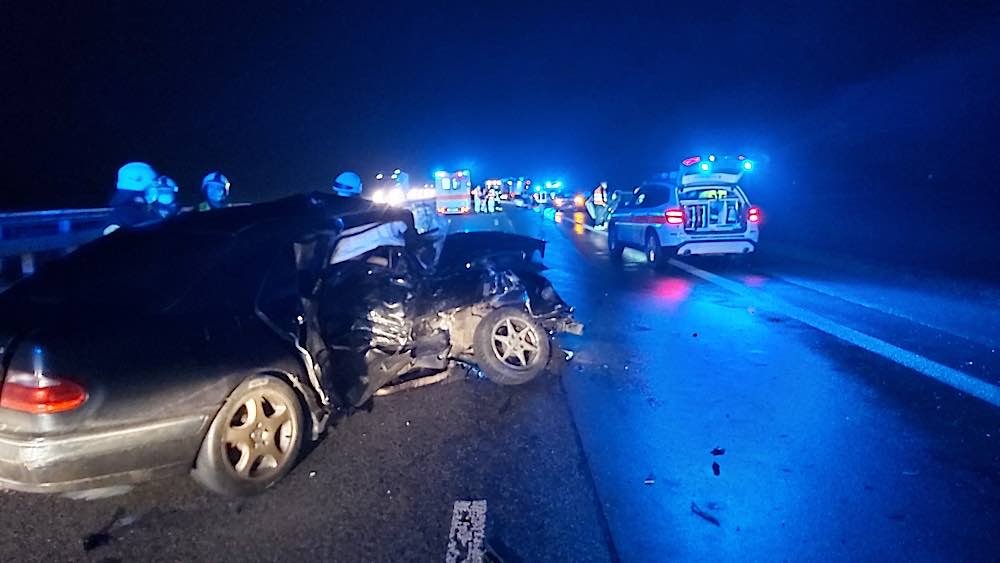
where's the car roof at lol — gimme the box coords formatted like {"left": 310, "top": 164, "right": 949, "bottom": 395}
{"left": 149, "top": 192, "right": 412, "bottom": 238}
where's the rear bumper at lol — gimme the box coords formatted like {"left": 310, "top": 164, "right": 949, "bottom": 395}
{"left": 675, "top": 239, "right": 756, "bottom": 256}
{"left": 0, "top": 414, "right": 207, "bottom": 494}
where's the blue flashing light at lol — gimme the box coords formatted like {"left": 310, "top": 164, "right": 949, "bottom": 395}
{"left": 743, "top": 160, "right": 754, "bottom": 171}
{"left": 32, "top": 345, "right": 44, "bottom": 376}
{"left": 434, "top": 170, "right": 448, "bottom": 178}
{"left": 708, "top": 154, "right": 716, "bottom": 162}
{"left": 699, "top": 162, "right": 711, "bottom": 172}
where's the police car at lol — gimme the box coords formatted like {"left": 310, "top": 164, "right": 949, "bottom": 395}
{"left": 607, "top": 154, "right": 761, "bottom": 266}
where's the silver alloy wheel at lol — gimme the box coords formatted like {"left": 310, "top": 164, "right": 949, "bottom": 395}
{"left": 224, "top": 392, "right": 297, "bottom": 479}
{"left": 490, "top": 316, "right": 542, "bottom": 370}
{"left": 646, "top": 235, "right": 657, "bottom": 263}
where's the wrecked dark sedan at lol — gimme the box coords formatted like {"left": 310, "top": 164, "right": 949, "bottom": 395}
{"left": 0, "top": 193, "right": 581, "bottom": 496}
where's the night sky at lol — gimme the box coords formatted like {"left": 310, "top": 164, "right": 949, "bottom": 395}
{"left": 2, "top": 2, "right": 999, "bottom": 211}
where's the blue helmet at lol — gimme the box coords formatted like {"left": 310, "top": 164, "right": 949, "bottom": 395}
{"left": 201, "top": 171, "right": 231, "bottom": 206}
{"left": 332, "top": 171, "right": 363, "bottom": 197}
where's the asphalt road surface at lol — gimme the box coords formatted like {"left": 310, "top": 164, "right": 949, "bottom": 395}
{"left": 1, "top": 206, "right": 997, "bottom": 562}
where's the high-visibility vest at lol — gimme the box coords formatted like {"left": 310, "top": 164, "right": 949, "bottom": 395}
{"left": 593, "top": 186, "right": 607, "bottom": 206}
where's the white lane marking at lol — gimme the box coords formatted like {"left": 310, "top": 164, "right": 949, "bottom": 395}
{"left": 776, "top": 274, "right": 994, "bottom": 347}
{"left": 552, "top": 214, "right": 999, "bottom": 404}
{"left": 667, "top": 258, "right": 1000, "bottom": 407}
{"left": 445, "top": 500, "right": 487, "bottom": 563}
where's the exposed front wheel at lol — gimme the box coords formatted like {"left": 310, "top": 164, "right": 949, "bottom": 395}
{"left": 192, "top": 375, "right": 305, "bottom": 496}
{"left": 474, "top": 307, "right": 551, "bottom": 385}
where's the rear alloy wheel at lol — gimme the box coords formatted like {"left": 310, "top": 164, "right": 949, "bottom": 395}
{"left": 192, "top": 376, "right": 304, "bottom": 496}
{"left": 645, "top": 231, "right": 663, "bottom": 268}
{"left": 474, "top": 307, "right": 551, "bottom": 385}
{"left": 607, "top": 224, "right": 624, "bottom": 260}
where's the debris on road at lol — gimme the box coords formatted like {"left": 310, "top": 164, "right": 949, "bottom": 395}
{"left": 309, "top": 471, "right": 317, "bottom": 478}
{"left": 644, "top": 474, "right": 656, "bottom": 485}
{"left": 692, "top": 332, "right": 699, "bottom": 338}
{"left": 690, "top": 502, "right": 721, "bottom": 527}
{"left": 710, "top": 447, "right": 726, "bottom": 456}
{"left": 712, "top": 462, "right": 721, "bottom": 476}
{"left": 634, "top": 324, "right": 652, "bottom": 332}
{"left": 82, "top": 507, "right": 139, "bottom": 552}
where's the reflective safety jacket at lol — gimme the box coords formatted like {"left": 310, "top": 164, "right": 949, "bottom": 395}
{"left": 593, "top": 185, "right": 607, "bottom": 206}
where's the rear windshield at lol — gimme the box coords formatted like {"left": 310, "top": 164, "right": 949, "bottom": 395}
{"left": 8, "top": 228, "right": 232, "bottom": 312}
{"left": 678, "top": 186, "right": 746, "bottom": 201}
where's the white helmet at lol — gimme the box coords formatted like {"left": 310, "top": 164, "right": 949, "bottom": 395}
{"left": 116, "top": 162, "right": 158, "bottom": 191}
{"left": 332, "top": 171, "right": 363, "bottom": 197}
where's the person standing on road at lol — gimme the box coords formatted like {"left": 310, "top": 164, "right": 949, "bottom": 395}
{"left": 586, "top": 181, "right": 609, "bottom": 230}
{"left": 106, "top": 161, "right": 159, "bottom": 234}
{"left": 486, "top": 184, "right": 498, "bottom": 213}
{"left": 198, "top": 171, "right": 231, "bottom": 211}
{"left": 472, "top": 184, "right": 484, "bottom": 213}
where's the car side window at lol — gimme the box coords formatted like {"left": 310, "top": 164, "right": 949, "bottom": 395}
{"left": 641, "top": 186, "right": 672, "bottom": 208}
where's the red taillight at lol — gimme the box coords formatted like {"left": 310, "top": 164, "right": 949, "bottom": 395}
{"left": 665, "top": 208, "right": 685, "bottom": 225}
{"left": 748, "top": 206, "right": 761, "bottom": 223}
{"left": 681, "top": 156, "right": 701, "bottom": 167}
{"left": 0, "top": 373, "right": 88, "bottom": 414}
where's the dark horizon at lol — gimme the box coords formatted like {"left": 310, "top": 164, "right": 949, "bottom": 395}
{"left": 2, "top": 2, "right": 999, "bottom": 211}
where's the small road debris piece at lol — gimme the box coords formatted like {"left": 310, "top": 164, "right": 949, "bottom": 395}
{"left": 690, "top": 502, "right": 721, "bottom": 527}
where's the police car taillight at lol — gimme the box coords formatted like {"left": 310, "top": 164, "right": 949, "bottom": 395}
{"left": 665, "top": 208, "right": 685, "bottom": 225}
{"left": 748, "top": 206, "right": 762, "bottom": 223}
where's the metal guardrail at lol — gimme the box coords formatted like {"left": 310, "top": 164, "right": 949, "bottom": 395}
{"left": 0, "top": 207, "right": 112, "bottom": 279}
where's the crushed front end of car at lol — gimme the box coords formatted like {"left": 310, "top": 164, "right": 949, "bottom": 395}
{"left": 310, "top": 228, "right": 583, "bottom": 406}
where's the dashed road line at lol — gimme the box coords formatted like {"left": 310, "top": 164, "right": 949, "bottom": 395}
{"left": 445, "top": 500, "right": 487, "bottom": 563}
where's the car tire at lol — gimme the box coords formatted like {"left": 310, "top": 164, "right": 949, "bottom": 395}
{"left": 608, "top": 224, "right": 624, "bottom": 260}
{"left": 474, "top": 307, "right": 551, "bottom": 385}
{"left": 645, "top": 231, "right": 664, "bottom": 269}
{"left": 192, "top": 375, "right": 305, "bottom": 497}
